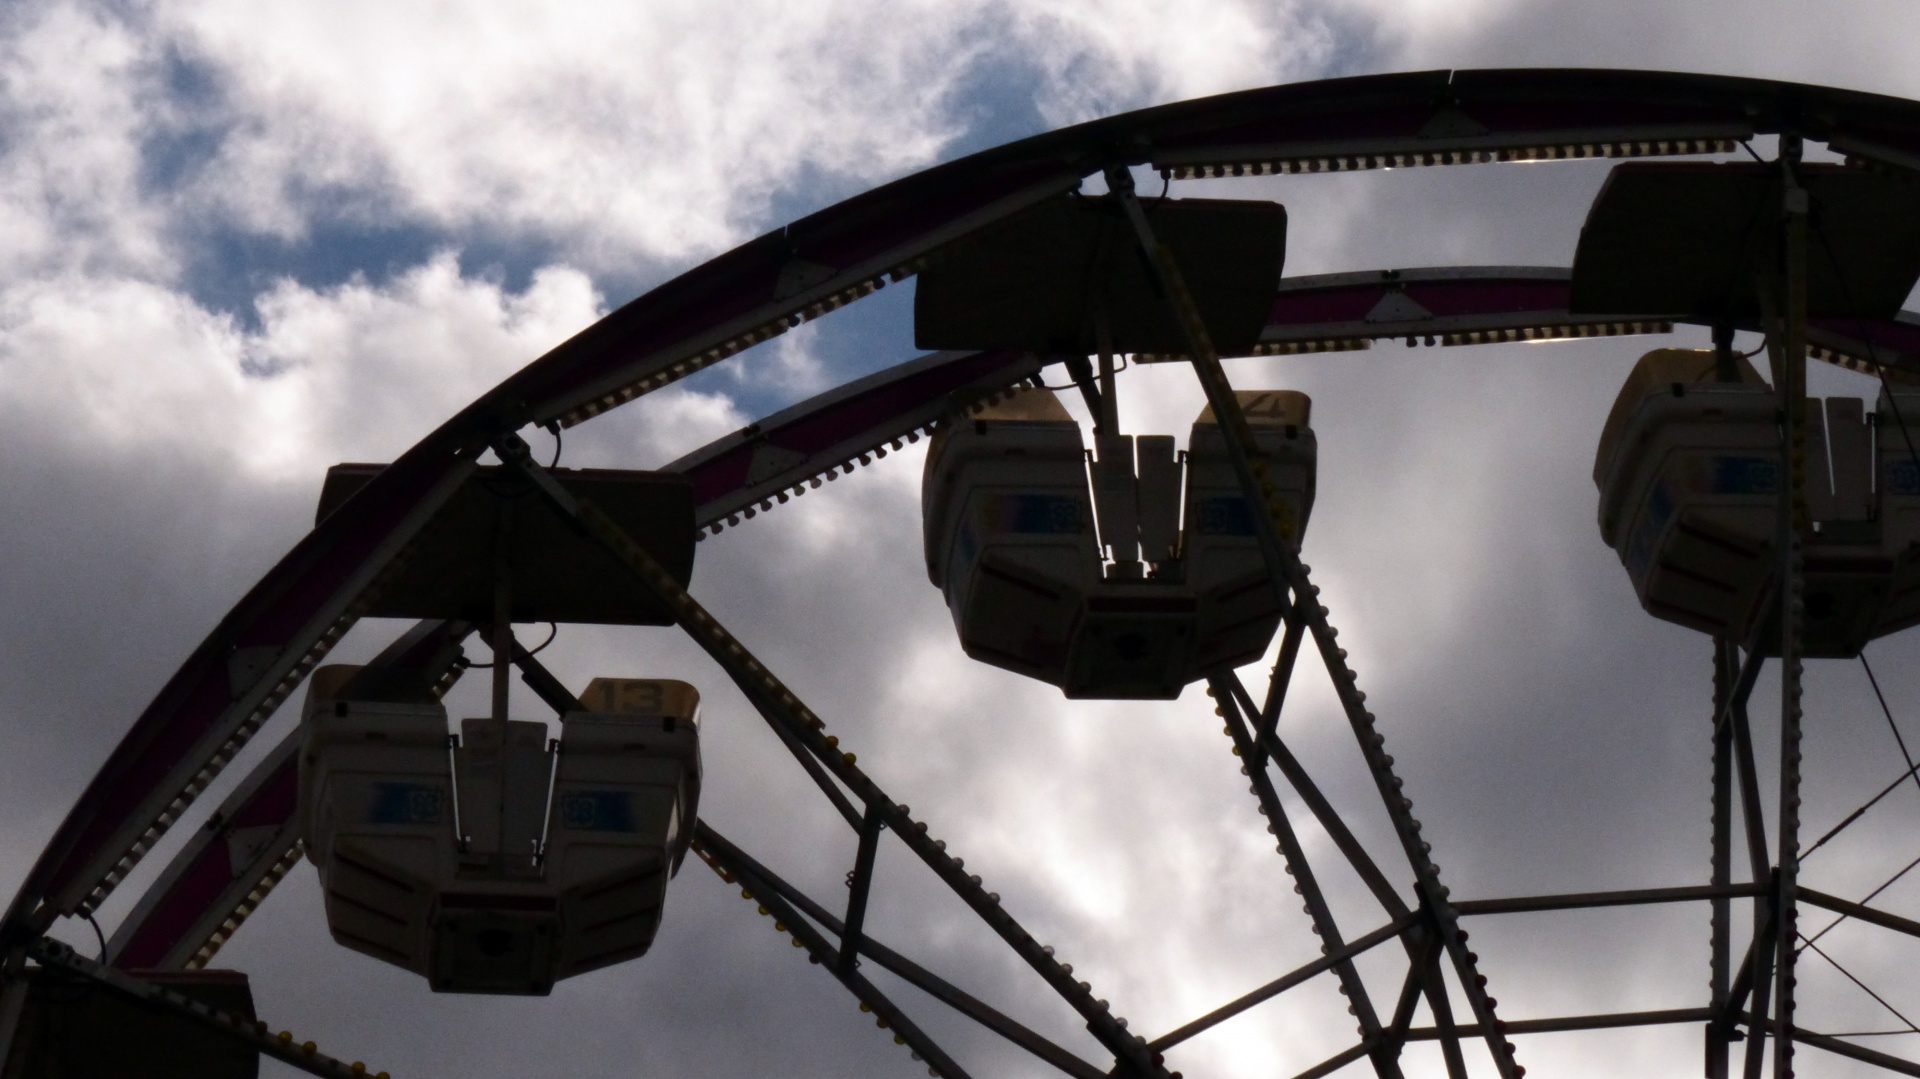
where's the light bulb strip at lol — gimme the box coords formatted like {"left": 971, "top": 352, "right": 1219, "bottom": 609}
{"left": 75, "top": 535, "right": 431, "bottom": 917}
{"left": 556, "top": 278, "right": 888, "bottom": 431}
{"left": 1163, "top": 138, "right": 1737, "bottom": 181}
{"left": 185, "top": 841, "right": 305, "bottom": 971}
{"left": 697, "top": 384, "right": 1029, "bottom": 539}
{"left": 548, "top": 173, "right": 1081, "bottom": 433}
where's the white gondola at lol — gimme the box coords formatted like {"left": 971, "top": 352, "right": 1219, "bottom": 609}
{"left": 299, "top": 666, "right": 457, "bottom": 976}
{"left": 923, "top": 388, "right": 1103, "bottom": 688}
{"left": 1596, "top": 347, "right": 1902, "bottom": 656}
{"left": 1185, "top": 390, "right": 1315, "bottom": 672}
{"left": 298, "top": 667, "right": 699, "bottom": 994}
{"left": 923, "top": 386, "right": 1314, "bottom": 698}
{"left": 1596, "top": 348, "right": 1780, "bottom": 642}
{"left": 546, "top": 678, "right": 701, "bottom": 982}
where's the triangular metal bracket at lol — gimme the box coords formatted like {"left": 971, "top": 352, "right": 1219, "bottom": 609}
{"left": 1419, "top": 107, "right": 1490, "bottom": 140}
{"left": 746, "top": 442, "right": 810, "bottom": 485}
{"left": 1365, "top": 290, "right": 1434, "bottom": 323}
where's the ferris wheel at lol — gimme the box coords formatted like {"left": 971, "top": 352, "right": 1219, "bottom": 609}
{"left": 8, "top": 67, "right": 1920, "bottom": 1079}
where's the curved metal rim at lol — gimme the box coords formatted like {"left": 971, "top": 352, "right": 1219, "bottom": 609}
{"left": 15, "top": 64, "right": 1920, "bottom": 979}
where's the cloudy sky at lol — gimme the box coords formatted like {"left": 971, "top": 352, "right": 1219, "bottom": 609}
{"left": 9, "top": 2, "right": 1920, "bottom": 1077}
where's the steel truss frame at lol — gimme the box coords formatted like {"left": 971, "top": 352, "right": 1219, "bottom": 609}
{"left": 15, "top": 68, "right": 1920, "bottom": 1079}
{"left": 19, "top": 306, "right": 1920, "bottom": 1079}
{"left": 484, "top": 410, "right": 1537, "bottom": 1079}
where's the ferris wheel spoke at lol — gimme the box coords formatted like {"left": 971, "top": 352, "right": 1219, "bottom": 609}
{"left": 1287, "top": 1041, "right": 1375, "bottom": 1079}
{"left": 1384, "top": 939, "right": 1434, "bottom": 1043}
{"left": 1145, "top": 914, "right": 1416, "bottom": 1054}
{"left": 1112, "top": 165, "right": 1522, "bottom": 1079}
{"left": 1208, "top": 675, "right": 1402, "bottom": 1078}
{"left": 689, "top": 829, "right": 977, "bottom": 1079}
{"left": 1217, "top": 672, "right": 1408, "bottom": 918}
{"left": 1286, "top": 528, "right": 1521, "bottom": 1078}
{"left": 1792, "top": 1026, "right": 1920, "bottom": 1076}
{"left": 1710, "top": 635, "right": 1771, "bottom": 883}
{"left": 693, "top": 824, "right": 1110, "bottom": 1079}
{"left": 1750, "top": 150, "right": 1812, "bottom": 1077}
{"left": 1191, "top": 464, "right": 1474, "bottom": 1070}
{"left": 1220, "top": 670, "right": 1487, "bottom": 1073}
{"left": 1251, "top": 610, "right": 1313, "bottom": 752}
{"left": 1741, "top": 902, "right": 1780, "bottom": 1079}
{"left": 837, "top": 806, "right": 885, "bottom": 975}
{"left": 1711, "top": 638, "right": 1738, "bottom": 1079}
{"left": 1410, "top": 943, "right": 1473, "bottom": 1079}
{"left": 1219, "top": 673, "right": 1471, "bottom": 1077}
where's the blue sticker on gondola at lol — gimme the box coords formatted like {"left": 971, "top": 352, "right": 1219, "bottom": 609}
{"left": 1707, "top": 456, "right": 1779, "bottom": 495}
{"left": 978, "top": 493, "right": 1084, "bottom": 534}
{"left": 559, "top": 791, "right": 638, "bottom": 833}
{"left": 1196, "top": 496, "right": 1260, "bottom": 536}
{"left": 1890, "top": 458, "right": 1920, "bottom": 496}
{"left": 367, "top": 782, "right": 446, "bottom": 825}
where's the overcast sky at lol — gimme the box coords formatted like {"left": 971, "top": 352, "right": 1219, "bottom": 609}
{"left": 9, "top": 2, "right": 1920, "bottom": 1077}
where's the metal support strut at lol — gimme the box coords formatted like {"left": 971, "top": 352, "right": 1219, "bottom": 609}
{"left": 1756, "top": 136, "right": 1810, "bottom": 1079}
{"left": 690, "top": 830, "right": 974, "bottom": 1079}
{"left": 839, "top": 804, "right": 883, "bottom": 975}
{"left": 1219, "top": 668, "right": 1475, "bottom": 1074}
{"left": 1108, "top": 163, "right": 1524, "bottom": 1079}
{"left": 694, "top": 824, "right": 1111, "bottom": 1079}
{"left": 1208, "top": 675, "right": 1404, "bottom": 1078}
{"left": 1710, "top": 639, "right": 1736, "bottom": 1079}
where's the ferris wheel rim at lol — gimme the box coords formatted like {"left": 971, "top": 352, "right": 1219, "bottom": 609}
{"left": 19, "top": 51, "right": 1920, "bottom": 950}
{"left": 14, "top": 65, "right": 1920, "bottom": 1077}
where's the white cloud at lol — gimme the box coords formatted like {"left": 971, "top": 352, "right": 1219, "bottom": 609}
{"left": 0, "top": 1, "right": 172, "bottom": 280}
{"left": 997, "top": 0, "right": 1341, "bottom": 127}
{"left": 0, "top": 0, "right": 1356, "bottom": 286}
{"left": 716, "top": 318, "right": 832, "bottom": 401}
{"left": 0, "top": 253, "right": 746, "bottom": 484}
{"left": 157, "top": 0, "right": 976, "bottom": 264}
{"left": 1377, "top": 0, "right": 1920, "bottom": 102}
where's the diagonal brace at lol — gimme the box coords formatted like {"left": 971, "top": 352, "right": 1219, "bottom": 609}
{"left": 1210, "top": 675, "right": 1401, "bottom": 1079}
{"left": 1110, "top": 166, "right": 1519, "bottom": 1079}
{"left": 696, "top": 824, "right": 1108, "bottom": 1079}
{"left": 840, "top": 803, "right": 884, "bottom": 974}
{"left": 696, "top": 831, "right": 973, "bottom": 1079}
